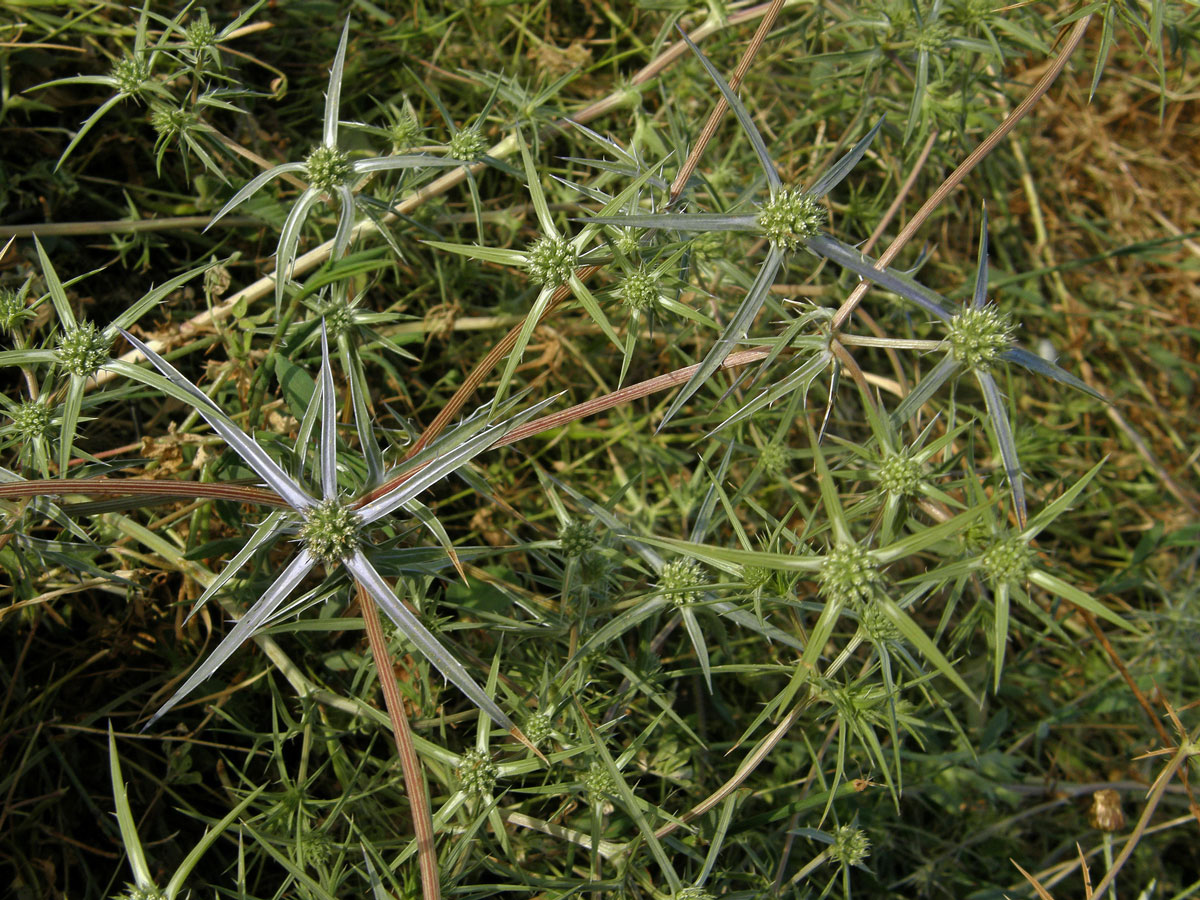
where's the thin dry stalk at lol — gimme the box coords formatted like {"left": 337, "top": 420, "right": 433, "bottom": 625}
{"left": 357, "top": 581, "right": 441, "bottom": 900}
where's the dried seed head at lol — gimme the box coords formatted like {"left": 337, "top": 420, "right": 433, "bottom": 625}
{"left": 57, "top": 322, "right": 110, "bottom": 378}
{"left": 947, "top": 306, "right": 1015, "bottom": 370}
{"left": 1089, "top": 789, "right": 1125, "bottom": 832}
{"left": 304, "top": 144, "right": 353, "bottom": 194}
{"left": 457, "top": 748, "right": 498, "bottom": 796}
{"left": 757, "top": 187, "right": 824, "bottom": 251}
{"left": 301, "top": 499, "right": 361, "bottom": 564}
{"left": 527, "top": 236, "right": 576, "bottom": 288}
{"left": 819, "top": 543, "right": 881, "bottom": 608}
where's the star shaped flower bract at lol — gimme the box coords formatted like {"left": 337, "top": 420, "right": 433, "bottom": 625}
{"left": 204, "top": 18, "right": 463, "bottom": 309}
{"left": 116, "top": 325, "right": 552, "bottom": 737}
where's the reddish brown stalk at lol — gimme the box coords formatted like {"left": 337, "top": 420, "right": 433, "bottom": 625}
{"left": 668, "top": 0, "right": 787, "bottom": 204}
{"left": 357, "top": 581, "right": 441, "bottom": 900}
{"left": 830, "top": 15, "right": 1095, "bottom": 333}
{"left": 0, "top": 478, "right": 286, "bottom": 507}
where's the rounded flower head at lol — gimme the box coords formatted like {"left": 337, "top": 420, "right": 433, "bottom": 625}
{"left": 58, "top": 322, "right": 110, "bottom": 378}
{"left": 112, "top": 55, "right": 152, "bottom": 96}
{"left": 980, "top": 536, "right": 1033, "bottom": 584}
{"left": 659, "top": 557, "right": 706, "bottom": 607}
{"left": 304, "top": 144, "right": 353, "bottom": 194}
{"left": 558, "top": 518, "right": 596, "bottom": 558}
{"left": 524, "top": 712, "right": 554, "bottom": 745}
{"left": 0, "top": 286, "right": 33, "bottom": 333}
{"left": 819, "top": 543, "right": 881, "bottom": 608}
{"left": 151, "top": 105, "right": 200, "bottom": 142}
{"left": 877, "top": 451, "right": 922, "bottom": 497}
{"left": 584, "top": 760, "right": 615, "bottom": 804}
{"left": 185, "top": 17, "right": 218, "bottom": 53}
{"left": 10, "top": 402, "right": 51, "bottom": 442}
{"left": 674, "top": 889, "right": 714, "bottom": 900}
{"left": 113, "top": 885, "right": 166, "bottom": 900}
{"left": 831, "top": 824, "right": 871, "bottom": 866}
{"left": 389, "top": 111, "right": 422, "bottom": 150}
{"left": 447, "top": 127, "right": 487, "bottom": 162}
{"left": 527, "top": 236, "right": 576, "bottom": 288}
{"left": 947, "top": 305, "right": 1015, "bottom": 370}
{"left": 618, "top": 264, "right": 662, "bottom": 312}
{"left": 301, "top": 498, "right": 360, "bottom": 563}
{"left": 743, "top": 565, "right": 772, "bottom": 592}
{"left": 759, "top": 442, "right": 788, "bottom": 480}
{"left": 757, "top": 187, "right": 824, "bottom": 251}
{"left": 457, "top": 748, "right": 498, "bottom": 796}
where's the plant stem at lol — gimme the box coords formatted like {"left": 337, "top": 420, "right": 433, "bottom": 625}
{"left": 357, "top": 580, "right": 441, "bottom": 900}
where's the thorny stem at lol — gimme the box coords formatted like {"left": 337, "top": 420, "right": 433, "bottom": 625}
{"left": 357, "top": 581, "right": 441, "bottom": 900}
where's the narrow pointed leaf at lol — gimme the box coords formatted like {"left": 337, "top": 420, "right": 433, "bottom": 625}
{"left": 164, "top": 786, "right": 266, "bottom": 900}
{"left": 313, "top": 325, "right": 337, "bottom": 499}
{"left": 108, "top": 726, "right": 153, "bottom": 890}
{"left": 992, "top": 579, "right": 1010, "bottom": 690}
{"left": 57, "top": 375, "right": 85, "bottom": 477}
{"left": 1001, "top": 347, "right": 1107, "bottom": 401}
{"left": 677, "top": 27, "right": 780, "bottom": 189}
{"left": 147, "top": 549, "right": 317, "bottom": 727}
{"left": 1023, "top": 458, "right": 1106, "bottom": 540}
{"left": 346, "top": 550, "right": 516, "bottom": 731}
{"left": 187, "top": 510, "right": 291, "bottom": 622}
{"left": 357, "top": 394, "right": 558, "bottom": 524}
{"left": 807, "top": 234, "right": 955, "bottom": 322}
{"left": 807, "top": 118, "right": 884, "bottom": 198}
{"left": 973, "top": 208, "right": 990, "bottom": 309}
{"left": 576, "top": 213, "right": 759, "bottom": 232}
{"left": 519, "top": 131, "right": 558, "bottom": 237}
{"left": 33, "top": 236, "right": 76, "bottom": 328}
{"left": 978, "top": 371, "right": 1026, "bottom": 527}
{"left": 325, "top": 18, "right": 351, "bottom": 148}
{"left": 206, "top": 162, "right": 306, "bottom": 229}
{"left": 1028, "top": 569, "right": 1139, "bottom": 633}
{"left": 57, "top": 93, "right": 124, "bottom": 170}
{"left": 876, "top": 592, "right": 976, "bottom": 700}
{"left": 351, "top": 155, "right": 464, "bottom": 173}
{"left": 659, "top": 246, "right": 785, "bottom": 429}
{"left": 680, "top": 606, "right": 712, "bottom": 691}
{"left": 114, "top": 334, "right": 315, "bottom": 510}
{"left": 332, "top": 185, "right": 357, "bottom": 257}
{"left": 108, "top": 260, "right": 213, "bottom": 336}
{"left": 275, "top": 186, "right": 324, "bottom": 308}
{"left": 890, "top": 353, "right": 960, "bottom": 425}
